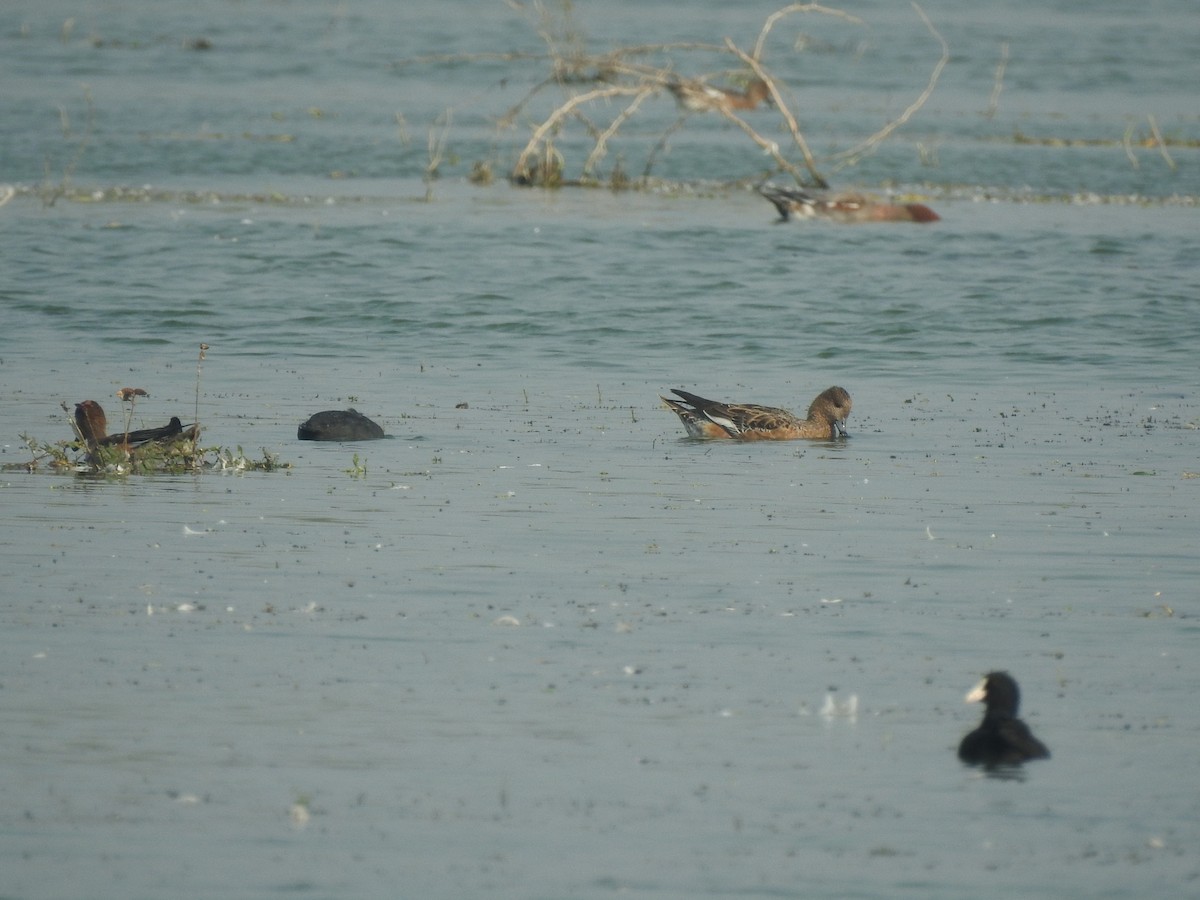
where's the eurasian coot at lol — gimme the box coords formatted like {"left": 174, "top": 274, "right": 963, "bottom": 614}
{"left": 958, "top": 671, "right": 1050, "bottom": 766}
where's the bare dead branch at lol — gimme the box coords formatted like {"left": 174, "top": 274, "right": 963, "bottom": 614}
{"left": 752, "top": 3, "right": 865, "bottom": 61}
{"left": 986, "top": 41, "right": 1009, "bottom": 120}
{"left": 723, "top": 38, "right": 827, "bottom": 187}
{"left": 1146, "top": 115, "right": 1176, "bottom": 170}
{"left": 829, "top": 2, "right": 947, "bottom": 171}
{"left": 512, "top": 84, "right": 650, "bottom": 181}
{"left": 460, "top": 2, "right": 940, "bottom": 189}
{"left": 1122, "top": 123, "right": 1140, "bottom": 169}
{"left": 582, "top": 87, "right": 657, "bottom": 179}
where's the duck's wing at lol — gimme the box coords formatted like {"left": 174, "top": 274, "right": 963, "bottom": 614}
{"left": 100, "top": 417, "right": 193, "bottom": 447}
{"left": 719, "top": 403, "right": 801, "bottom": 436}
{"left": 757, "top": 186, "right": 815, "bottom": 221}
{"left": 664, "top": 390, "right": 736, "bottom": 438}
{"left": 670, "top": 390, "right": 796, "bottom": 437}
{"left": 997, "top": 718, "right": 1050, "bottom": 761}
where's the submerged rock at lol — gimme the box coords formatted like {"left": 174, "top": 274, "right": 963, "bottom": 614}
{"left": 297, "top": 409, "right": 385, "bottom": 442}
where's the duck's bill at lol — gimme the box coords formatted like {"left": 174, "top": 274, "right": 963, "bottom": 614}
{"left": 965, "top": 679, "right": 988, "bottom": 703}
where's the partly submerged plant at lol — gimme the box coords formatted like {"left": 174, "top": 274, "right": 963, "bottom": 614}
{"left": 8, "top": 431, "right": 289, "bottom": 476}
{"left": 5, "top": 343, "right": 290, "bottom": 477}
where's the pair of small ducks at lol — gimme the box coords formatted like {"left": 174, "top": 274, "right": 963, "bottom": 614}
{"left": 665, "top": 77, "right": 940, "bottom": 224}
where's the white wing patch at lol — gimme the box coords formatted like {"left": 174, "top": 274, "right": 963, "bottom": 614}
{"left": 705, "top": 412, "right": 741, "bottom": 435}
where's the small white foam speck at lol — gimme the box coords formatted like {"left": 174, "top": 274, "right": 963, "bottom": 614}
{"left": 820, "top": 693, "right": 859, "bottom": 721}
{"left": 289, "top": 803, "right": 310, "bottom": 829}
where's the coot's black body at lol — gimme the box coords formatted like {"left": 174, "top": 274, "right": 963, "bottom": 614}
{"left": 297, "top": 409, "right": 385, "bottom": 441}
{"left": 958, "top": 671, "right": 1050, "bottom": 767}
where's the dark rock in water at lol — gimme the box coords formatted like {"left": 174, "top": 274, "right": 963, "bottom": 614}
{"left": 297, "top": 409, "right": 385, "bottom": 441}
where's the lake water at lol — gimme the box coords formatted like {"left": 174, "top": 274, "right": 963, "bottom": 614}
{"left": 2, "top": 0, "right": 1198, "bottom": 897}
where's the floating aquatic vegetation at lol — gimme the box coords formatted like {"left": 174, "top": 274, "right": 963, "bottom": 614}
{"left": 6, "top": 343, "right": 290, "bottom": 477}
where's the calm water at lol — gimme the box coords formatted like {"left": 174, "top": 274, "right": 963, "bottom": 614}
{"left": 2, "top": 1, "right": 1199, "bottom": 898}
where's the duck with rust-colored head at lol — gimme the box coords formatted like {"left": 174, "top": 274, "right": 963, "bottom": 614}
{"left": 662, "top": 386, "right": 851, "bottom": 441}
{"left": 958, "top": 671, "right": 1050, "bottom": 767}
{"left": 74, "top": 400, "right": 108, "bottom": 449}
{"left": 760, "top": 186, "right": 939, "bottom": 224}
{"left": 667, "top": 77, "right": 771, "bottom": 114}
{"left": 74, "top": 400, "right": 194, "bottom": 448}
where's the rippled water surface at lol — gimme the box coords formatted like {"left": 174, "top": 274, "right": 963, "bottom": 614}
{"left": 2, "top": 0, "right": 1198, "bottom": 897}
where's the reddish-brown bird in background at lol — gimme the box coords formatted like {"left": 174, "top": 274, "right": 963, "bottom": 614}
{"left": 759, "top": 186, "right": 940, "bottom": 224}
{"left": 667, "top": 78, "right": 772, "bottom": 114}
{"left": 74, "top": 400, "right": 195, "bottom": 449}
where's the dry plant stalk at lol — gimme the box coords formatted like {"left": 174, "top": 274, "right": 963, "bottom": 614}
{"left": 751, "top": 3, "right": 865, "bottom": 60}
{"left": 1123, "top": 123, "right": 1140, "bottom": 169}
{"left": 423, "top": 110, "right": 455, "bottom": 201}
{"left": 116, "top": 387, "right": 149, "bottom": 442}
{"left": 830, "top": 2, "right": 948, "bottom": 171}
{"left": 722, "top": 38, "right": 826, "bottom": 187}
{"left": 1146, "top": 115, "right": 1176, "bottom": 170}
{"left": 41, "top": 86, "right": 95, "bottom": 207}
{"left": 986, "top": 41, "right": 1009, "bottom": 120}
{"left": 512, "top": 84, "right": 651, "bottom": 182}
{"left": 490, "top": 1, "right": 943, "bottom": 187}
{"left": 194, "top": 342, "right": 208, "bottom": 457}
{"left": 581, "top": 87, "right": 657, "bottom": 180}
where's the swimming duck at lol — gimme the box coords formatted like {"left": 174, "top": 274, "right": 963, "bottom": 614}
{"left": 74, "top": 400, "right": 195, "bottom": 449}
{"left": 667, "top": 78, "right": 772, "bottom": 114}
{"left": 661, "top": 386, "right": 851, "bottom": 441}
{"left": 958, "top": 671, "right": 1050, "bottom": 767}
{"left": 760, "top": 186, "right": 940, "bottom": 224}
